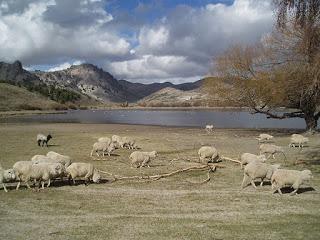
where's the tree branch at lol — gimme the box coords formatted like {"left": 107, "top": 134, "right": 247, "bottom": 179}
{"left": 98, "top": 164, "right": 224, "bottom": 182}
{"left": 252, "top": 107, "right": 305, "bottom": 119}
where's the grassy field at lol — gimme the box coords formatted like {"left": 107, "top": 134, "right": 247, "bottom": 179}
{"left": 0, "top": 83, "right": 60, "bottom": 111}
{"left": 0, "top": 123, "right": 319, "bottom": 240}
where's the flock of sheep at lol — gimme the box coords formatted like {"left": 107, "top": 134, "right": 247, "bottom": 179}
{"left": 0, "top": 129, "right": 314, "bottom": 196}
{"left": 240, "top": 133, "right": 312, "bottom": 195}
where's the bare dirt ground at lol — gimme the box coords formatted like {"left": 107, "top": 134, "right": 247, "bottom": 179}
{"left": 0, "top": 123, "right": 319, "bottom": 240}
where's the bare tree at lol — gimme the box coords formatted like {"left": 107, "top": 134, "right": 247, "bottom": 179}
{"left": 206, "top": 1, "right": 320, "bottom": 131}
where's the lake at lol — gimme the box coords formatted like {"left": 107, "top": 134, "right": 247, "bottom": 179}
{"left": 2, "top": 109, "right": 316, "bottom": 129}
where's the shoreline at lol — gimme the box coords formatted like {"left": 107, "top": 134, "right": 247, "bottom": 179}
{"left": 0, "top": 121, "right": 310, "bottom": 133}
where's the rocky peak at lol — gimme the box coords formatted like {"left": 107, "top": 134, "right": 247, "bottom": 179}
{"left": 0, "top": 60, "right": 37, "bottom": 83}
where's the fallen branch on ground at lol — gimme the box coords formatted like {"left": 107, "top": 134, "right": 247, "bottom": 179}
{"left": 99, "top": 164, "right": 222, "bottom": 182}
{"left": 221, "top": 156, "right": 241, "bottom": 164}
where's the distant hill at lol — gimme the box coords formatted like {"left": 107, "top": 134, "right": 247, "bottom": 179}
{"left": 0, "top": 60, "right": 210, "bottom": 107}
{"left": 35, "top": 63, "right": 205, "bottom": 103}
{"left": 137, "top": 87, "right": 209, "bottom": 107}
{"left": 0, "top": 83, "right": 60, "bottom": 111}
{"left": 0, "top": 61, "right": 39, "bottom": 84}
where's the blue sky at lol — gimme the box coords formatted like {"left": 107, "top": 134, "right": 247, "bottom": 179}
{"left": 0, "top": 0, "right": 273, "bottom": 83}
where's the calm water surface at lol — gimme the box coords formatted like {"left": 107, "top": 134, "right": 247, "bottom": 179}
{"left": 3, "top": 109, "right": 316, "bottom": 129}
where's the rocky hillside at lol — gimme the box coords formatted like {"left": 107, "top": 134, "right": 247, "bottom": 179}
{"left": 34, "top": 64, "right": 135, "bottom": 102}
{"left": 0, "top": 61, "right": 39, "bottom": 83}
{"left": 137, "top": 87, "right": 209, "bottom": 107}
{"left": 1, "top": 60, "right": 206, "bottom": 105}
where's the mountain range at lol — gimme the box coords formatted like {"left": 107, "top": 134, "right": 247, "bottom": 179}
{"left": 0, "top": 60, "right": 204, "bottom": 104}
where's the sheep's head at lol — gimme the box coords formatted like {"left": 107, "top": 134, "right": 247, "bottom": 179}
{"left": 55, "top": 164, "right": 64, "bottom": 175}
{"left": 93, "top": 170, "right": 101, "bottom": 183}
{"left": 301, "top": 170, "right": 312, "bottom": 180}
{"left": 150, "top": 151, "right": 158, "bottom": 158}
{"left": 47, "top": 134, "right": 52, "bottom": 141}
{"left": 302, "top": 137, "right": 309, "bottom": 143}
{"left": 4, "top": 169, "right": 16, "bottom": 181}
{"left": 258, "top": 154, "right": 267, "bottom": 162}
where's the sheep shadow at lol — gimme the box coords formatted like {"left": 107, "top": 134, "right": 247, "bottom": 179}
{"left": 273, "top": 186, "right": 316, "bottom": 195}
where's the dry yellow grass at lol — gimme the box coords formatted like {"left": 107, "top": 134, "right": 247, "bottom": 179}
{"left": 0, "top": 123, "right": 319, "bottom": 240}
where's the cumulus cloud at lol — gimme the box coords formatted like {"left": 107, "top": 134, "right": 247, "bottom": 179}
{"left": 0, "top": 0, "right": 130, "bottom": 66}
{"left": 0, "top": 0, "right": 274, "bottom": 83}
{"left": 110, "top": 0, "right": 274, "bottom": 83}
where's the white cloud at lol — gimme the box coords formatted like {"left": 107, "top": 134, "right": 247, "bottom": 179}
{"left": 0, "top": 0, "right": 130, "bottom": 66}
{"left": 47, "top": 60, "right": 83, "bottom": 72}
{"left": 109, "top": 0, "right": 273, "bottom": 82}
{"left": 109, "top": 54, "right": 206, "bottom": 82}
{"left": 0, "top": 0, "right": 274, "bottom": 83}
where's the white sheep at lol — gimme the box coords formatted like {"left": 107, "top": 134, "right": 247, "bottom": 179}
{"left": 205, "top": 125, "right": 214, "bottom": 133}
{"left": 240, "top": 153, "right": 267, "bottom": 169}
{"left": 66, "top": 163, "right": 101, "bottom": 184}
{"left": 14, "top": 161, "right": 64, "bottom": 189}
{"left": 259, "top": 144, "right": 286, "bottom": 160}
{"left": 198, "top": 146, "right": 219, "bottom": 164}
{"left": 120, "top": 136, "right": 137, "bottom": 149}
{"left": 46, "top": 151, "right": 72, "bottom": 167}
{"left": 13, "top": 161, "right": 34, "bottom": 189}
{"left": 241, "top": 161, "right": 280, "bottom": 189}
{"left": 111, "top": 135, "right": 122, "bottom": 144}
{"left": 289, "top": 134, "right": 309, "bottom": 148}
{"left": 90, "top": 141, "right": 117, "bottom": 157}
{"left": 256, "top": 133, "right": 274, "bottom": 143}
{"left": 37, "top": 133, "right": 52, "bottom": 147}
{"left": 98, "top": 137, "right": 112, "bottom": 145}
{"left": 129, "top": 151, "right": 158, "bottom": 168}
{"left": 0, "top": 167, "right": 16, "bottom": 192}
{"left": 271, "top": 169, "right": 313, "bottom": 195}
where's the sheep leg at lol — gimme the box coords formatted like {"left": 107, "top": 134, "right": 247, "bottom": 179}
{"left": 260, "top": 179, "right": 264, "bottom": 186}
{"left": 290, "top": 188, "right": 298, "bottom": 196}
{"left": 41, "top": 181, "right": 45, "bottom": 189}
{"left": 241, "top": 174, "right": 249, "bottom": 189}
{"left": 90, "top": 150, "right": 94, "bottom": 157}
{"left": 26, "top": 182, "right": 31, "bottom": 189}
{"left": 277, "top": 188, "right": 283, "bottom": 195}
{"left": 2, "top": 183, "right": 8, "bottom": 192}
{"left": 272, "top": 154, "right": 276, "bottom": 159}
{"left": 37, "top": 140, "right": 41, "bottom": 146}
{"left": 47, "top": 179, "right": 51, "bottom": 188}
{"left": 250, "top": 180, "right": 257, "bottom": 189}
{"left": 16, "top": 181, "right": 21, "bottom": 190}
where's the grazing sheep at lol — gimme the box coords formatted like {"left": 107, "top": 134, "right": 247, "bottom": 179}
{"left": 271, "top": 169, "right": 313, "bottom": 195}
{"left": 0, "top": 167, "right": 16, "bottom": 192}
{"left": 66, "top": 163, "right": 101, "bottom": 184}
{"left": 259, "top": 144, "right": 286, "bottom": 160}
{"left": 111, "top": 135, "right": 122, "bottom": 144}
{"left": 37, "top": 134, "right": 52, "bottom": 147}
{"left": 129, "top": 151, "right": 158, "bottom": 168}
{"left": 257, "top": 133, "right": 274, "bottom": 143}
{"left": 242, "top": 161, "right": 281, "bottom": 189}
{"left": 198, "top": 146, "right": 219, "bottom": 164}
{"left": 31, "top": 154, "right": 68, "bottom": 180}
{"left": 289, "top": 134, "right": 309, "bottom": 148}
{"left": 13, "top": 161, "right": 33, "bottom": 189}
{"left": 90, "top": 142, "right": 117, "bottom": 157}
{"left": 240, "top": 153, "right": 267, "bottom": 169}
{"left": 98, "top": 137, "right": 112, "bottom": 145}
{"left": 120, "top": 136, "right": 137, "bottom": 149}
{"left": 14, "top": 161, "right": 64, "bottom": 189}
{"left": 205, "top": 125, "right": 214, "bottom": 133}
{"left": 46, "top": 151, "right": 71, "bottom": 167}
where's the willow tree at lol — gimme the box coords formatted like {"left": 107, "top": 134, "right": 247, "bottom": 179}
{"left": 206, "top": 0, "right": 320, "bottom": 131}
